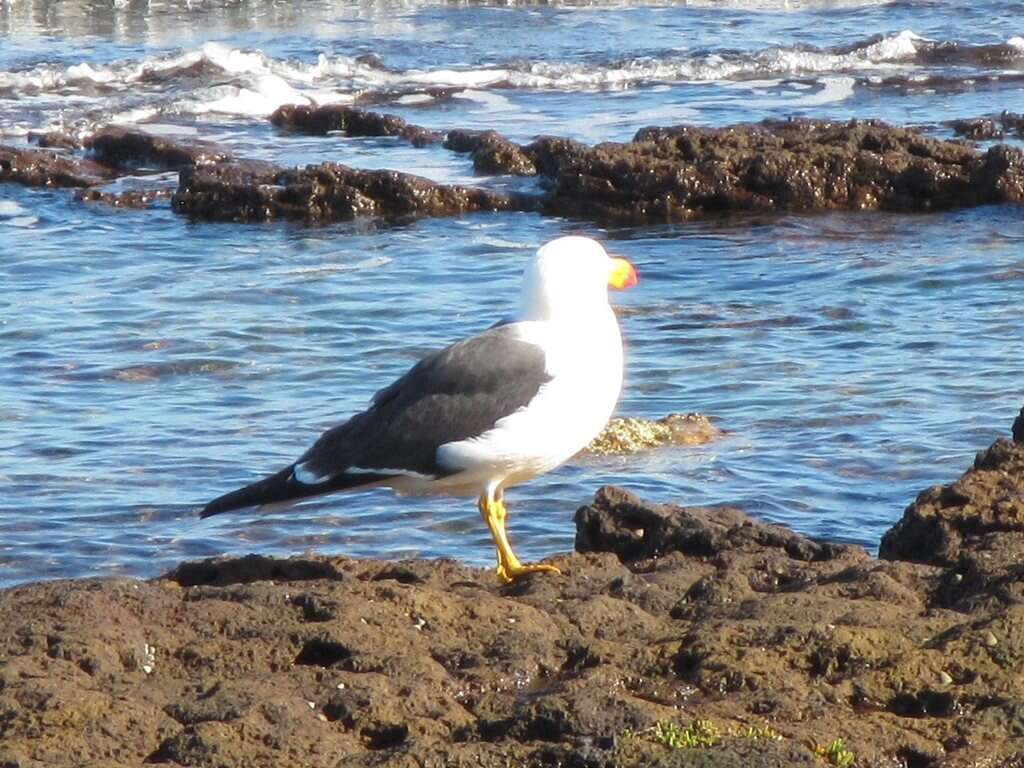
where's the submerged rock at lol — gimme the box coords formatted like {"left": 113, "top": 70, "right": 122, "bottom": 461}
{"left": 585, "top": 413, "right": 720, "bottom": 455}
{"left": 76, "top": 187, "right": 175, "bottom": 208}
{"left": 173, "top": 160, "right": 527, "bottom": 223}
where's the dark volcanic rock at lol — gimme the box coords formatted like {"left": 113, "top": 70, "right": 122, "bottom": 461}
{"left": 444, "top": 129, "right": 537, "bottom": 175}
{"left": 0, "top": 145, "right": 111, "bottom": 187}
{"left": 951, "top": 118, "right": 1005, "bottom": 140}
{"left": 528, "top": 119, "right": 1024, "bottom": 223}
{"left": 575, "top": 485, "right": 857, "bottom": 564}
{"left": 271, "top": 104, "right": 443, "bottom": 147}
{"left": 172, "top": 160, "right": 527, "bottom": 223}
{"left": 880, "top": 433, "right": 1024, "bottom": 569}
{"left": 88, "top": 127, "right": 230, "bottom": 171}
{"left": 880, "top": 417, "right": 1024, "bottom": 614}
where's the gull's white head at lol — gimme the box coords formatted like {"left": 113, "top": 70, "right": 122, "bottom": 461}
{"left": 517, "top": 236, "right": 638, "bottom": 322}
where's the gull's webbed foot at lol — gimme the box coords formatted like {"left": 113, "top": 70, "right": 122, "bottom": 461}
{"left": 495, "top": 560, "right": 561, "bottom": 585}
{"left": 479, "top": 492, "right": 562, "bottom": 585}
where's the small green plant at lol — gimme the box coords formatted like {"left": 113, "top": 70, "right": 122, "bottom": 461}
{"left": 816, "top": 738, "right": 855, "bottom": 767}
{"left": 740, "top": 723, "right": 780, "bottom": 741}
{"left": 653, "top": 718, "right": 720, "bottom": 748}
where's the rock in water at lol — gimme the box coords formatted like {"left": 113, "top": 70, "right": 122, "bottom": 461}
{"left": 585, "top": 413, "right": 719, "bottom": 455}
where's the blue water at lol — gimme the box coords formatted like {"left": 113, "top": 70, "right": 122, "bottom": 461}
{"left": 1, "top": 0, "right": 1022, "bottom": 587}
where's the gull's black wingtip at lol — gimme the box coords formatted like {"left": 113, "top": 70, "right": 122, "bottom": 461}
{"left": 198, "top": 502, "right": 221, "bottom": 519}
{"left": 199, "top": 465, "right": 396, "bottom": 520}
{"left": 199, "top": 464, "right": 300, "bottom": 519}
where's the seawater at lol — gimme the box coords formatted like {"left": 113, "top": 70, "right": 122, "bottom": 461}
{"left": 1, "top": 0, "right": 1022, "bottom": 587}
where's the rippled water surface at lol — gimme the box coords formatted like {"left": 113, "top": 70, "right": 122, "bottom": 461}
{"left": 1, "top": 0, "right": 1022, "bottom": 587}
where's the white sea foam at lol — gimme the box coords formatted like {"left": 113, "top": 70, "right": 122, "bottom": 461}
{"left": 0, "top": 201, "right": 38, "bottom": 227}
{"left": 0, "top": 30, "right": 1018, "bottom": 130}
{"left": 0, "top": 201, "right": 27, "bottom": 217}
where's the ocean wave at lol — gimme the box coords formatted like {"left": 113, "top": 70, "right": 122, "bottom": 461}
{"left": 1, "top": 31, "right": 1022, "bottom": 130}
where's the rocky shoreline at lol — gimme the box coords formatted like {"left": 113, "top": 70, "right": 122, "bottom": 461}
{"left": 3, "top": 112, "right": 1023, "bottom": 225}
{"left": 2, "top": 409, "right": 1023, "bottom": 767}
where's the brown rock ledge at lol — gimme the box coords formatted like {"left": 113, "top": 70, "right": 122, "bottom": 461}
{"left": 0, "top": 145, "right": 113, "bottom": 188}
{"left": 32, "top": 127, "right": 230, "bottom": 171}
{"left": 530, "top": 119, "right": 1024, "bottom": 222}
{"left": 271, "top": 104, "right": 444, "bottom": 147}
{"left": 171, "top": 160, "right": 527, "bottom": 224}
{"left": 4, "top": 116, "right": 1024, "bottom": 224}
{"left": 3, "top": 409, "right": 1024, "bottom": 767}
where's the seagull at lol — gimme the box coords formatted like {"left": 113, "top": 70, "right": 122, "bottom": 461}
{"left": 201, "top": 235, "right": 638, "bottom": 583}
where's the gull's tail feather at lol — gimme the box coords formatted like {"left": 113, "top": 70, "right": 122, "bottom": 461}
{"left": 200, "top": 466, "right": 394, "bottom": 518}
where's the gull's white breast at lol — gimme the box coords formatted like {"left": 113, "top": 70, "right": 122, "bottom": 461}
{"left": 434, "top": 309, "right": 623, "bottom": 490}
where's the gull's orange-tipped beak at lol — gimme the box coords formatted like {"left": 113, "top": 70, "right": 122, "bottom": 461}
{"left": 608, "top": 257, "right": 638, "bottom": 290}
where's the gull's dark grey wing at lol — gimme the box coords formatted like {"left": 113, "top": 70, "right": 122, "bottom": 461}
{"left": 298, "top": 323, "right": 550, "bottom": 478}
{"left": 200, "top": 323, "right": 550, "bottom": 517}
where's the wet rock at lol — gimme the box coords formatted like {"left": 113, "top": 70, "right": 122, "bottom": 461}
{"left": 528, "top": 119, "right": 1024, "bottom": 223}
{"left": 1013, "top": 406, "right": 1024, "bottom": 443}
{"left": 444, "top": 129, "right": 537, "bottom": 175}
{"left": 585, "top": 413, "right": 719, "bottom": 455}
{"left": 271, "top": 104, "right": 443, "bottom": 147}
{"left": 29, "top": 130, "right": 88, "bottom": 150}
{"left": 172, "top": 160, "right": 527, "bottom": 223}
{"left": 950, "top": 111, "right": 1024, "bottom": 140}
{"left": 0, "top": 145, "right": 111, "bottom": 188}
{"left": 87, "top": 127, "right": 229, "bottom": 170}
{"left": 950, "top": 118, "right": 1004, "bottom": 140}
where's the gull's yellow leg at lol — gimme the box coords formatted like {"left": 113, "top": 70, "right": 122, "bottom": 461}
{"left": 478, "top": 491, "right": 561, "bottom": 584}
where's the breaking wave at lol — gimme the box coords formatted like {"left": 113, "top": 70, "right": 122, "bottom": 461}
{"left": 1, "top": 31, "right": 1022, "bottom": 133}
